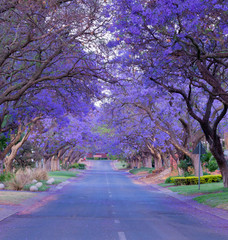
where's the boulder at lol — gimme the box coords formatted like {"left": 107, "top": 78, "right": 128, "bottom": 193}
{"left": 30, "top": 185, "right": 38, "bottom": 192}
{"left": 36, "top": 182, "right": 43, "bottom": 188}
{"left": 32, "top": 179, "right": 38, "bottom": 184}
{"left": 0, "top": 183, "right": 5, "bottom": 190}
{"left": 46, "top": 178, "right": 55, "bottom": 185}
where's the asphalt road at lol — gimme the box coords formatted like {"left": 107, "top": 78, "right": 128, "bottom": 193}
{"left": 0, "top": 160, "right": 228, "bottom": 240}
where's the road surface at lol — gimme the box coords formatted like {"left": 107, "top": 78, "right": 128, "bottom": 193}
{"left": 0, "top": 160, "right": 227, "bottom": 240}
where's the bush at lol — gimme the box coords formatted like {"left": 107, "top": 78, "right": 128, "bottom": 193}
{"left": 69, "top": 163, "right": 86, "bottom": 169}
{"left": 207, "top": 159, "right": 219, "bottom": 172}
{"left": 172, "top": 175, "right": 222, "bottom": 186}
{"left": 201, "top": 152, "right": 219, "bottom": 172}
{"left": 184, "top": 172, "right": 194, "bottom": 177}
{"left": 165, "top": 176, "right": 173, "bottom": 183}
{"left": 78, "top": 163, "right": 86, "bottom": 169}
{"left": 178, "top": 156, "right": 194, "bottom": 175}
{"left": 69, "top": 163, "right": 79, "bottom": 169}
{"left": 32, "top": 168, "right": 48, "bottom": 181}
{"left": 8, "top": 169, "right": 33, "bottom": 190}
{"left": 0, "top": 172, "right": 13, "bottom": 182}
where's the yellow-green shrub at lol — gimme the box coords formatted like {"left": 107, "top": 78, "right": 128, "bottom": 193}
{"left": 173, "top": 175, "right": 222, "bottom": 185}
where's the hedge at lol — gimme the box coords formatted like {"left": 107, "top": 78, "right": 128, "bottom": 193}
{"left": 172, "top": 175, "right": 222, "bottom": 185}
{"left": 69, "top": 163, "right": 86, "bottom": 169}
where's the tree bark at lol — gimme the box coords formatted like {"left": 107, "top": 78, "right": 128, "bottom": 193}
{"left": 210, "top": 143, "right": 228, "bottom": 188}
{"left": 145, "top": 154, "right": 152, "bottom": 168}
{"left": 224, "top": 132, "right": 228, "bottom": 149}
{"left": 4, "top": 129, "right": 31, "bottom": 172}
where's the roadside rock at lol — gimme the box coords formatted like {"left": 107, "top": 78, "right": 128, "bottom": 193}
{"left": 46, "top": 178, "right": 55, "bottom": 185}
{"left": 36, "top": 182, "right": 43, "bottom": 188}
{"left": 0, "top": 183, "right": 5, "bottom": 190}
{"left": 30, "top": 186, "right": 38, "bottom": 192}
{"left": 32, "top": 179, "right": 38, "bottom": 184}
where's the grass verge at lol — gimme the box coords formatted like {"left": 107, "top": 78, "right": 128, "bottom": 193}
{"left": 167, "top": 182, "right": 226, "bottom": 195}
{"left": 0, "top": 191, "right": 37, "bottom": 205}
{"left": 194, "top": 192, "right": 228, "bottom": 209}
{"left": 48, "top": 171, "right": 77, "bottom": 183}
{"left": 159, "top": 183, "right": 175, "bottom": 187}
{"left": 23, "top": 180, "right": 50, "bottom": 192}
{"left": 129, "top": 167, "right": 154, "bottom": 175}
{"left": 166, "top": 182, "right": 228, "bottom": 211}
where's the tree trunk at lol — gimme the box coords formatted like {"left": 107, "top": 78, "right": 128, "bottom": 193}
{"left": 224, "top": 132, "right": 228, "bottom": 149}
{"left": 161, "top": 152, "right": 170, "bottom": 168}
{"left": 0, "top": 158, "right": 4, "bottom": 174}
{"left": 137, "top": 157, "right": 141, "bottom": 168}
{"left": 154, "top": 153, "right": 162, "bottom": 169}
{"left": 51, "top": 156, "right": 56, "bottom": 171}
{"left": 4, "top": 137, "right": 29, "bottom": 172}
{"left": 210, "top": 144, "right": 228, "bottom": 188}
{"left": 130, "top": 160, "right": 135, "bottom": 168}
{"left": 145, "top": 154, "right": 152, "bottom": 168}
{"left": 43, "top": 158, "right": 51, "bottom": 171}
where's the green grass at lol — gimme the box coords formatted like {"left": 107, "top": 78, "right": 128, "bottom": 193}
{"left": 194, "top": 192, "right": 228, "bottom": 208}
{"left": 23, "top": 180, "right": 50, "bottom": 192}
{"left": 159, "top": 183, "right": 175, "bottom": 187}
{"left": 129, "top": 167, "right": 154, "bottom": 175}
{"left": 114, "top": 161, "right": 129, "bottom": 169}
{"left": 168, "top": 182, "right": 227, "bottom": 195}
{"left": 48, "top": 171, "right": 77, "bottom": 183}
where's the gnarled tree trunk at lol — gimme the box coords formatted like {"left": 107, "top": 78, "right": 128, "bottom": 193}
{"left": 4, "top": 130, "right": 30, "bottom": 172}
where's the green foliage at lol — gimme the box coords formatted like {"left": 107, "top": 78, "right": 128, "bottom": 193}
{"left": 172, "top": 175, "right": 222, "bottom": 186}
{"left": 165, "top": 176, "right": 175, "bottom": 184}
{"left": 96, "top": 125, "right": 112, "bottom": 134}
{"left": 0, "top": 172, "right": 13, "bottom": 182}
{"left": 61, "top": 163, "right": 70, "bottom": 171}
{"left": 108, "top": 154, "right": 118, "bottom": 160}
{"left": 184, "top": 172, "right": 194, "bottom": 177}
{"left": 178, "top": 156, "right": 193, "bottom": 175}
{"left": 207, "top": 159, "right": 219, "bottom": 172}
{"left": 0, "top": 134, "right": 9, "bottom": 151}
{"left": 201, "top": 151, "right": 219, "bottom": 172}
{"left": 69, "top": 163, "right": 86, "bottom": 169}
